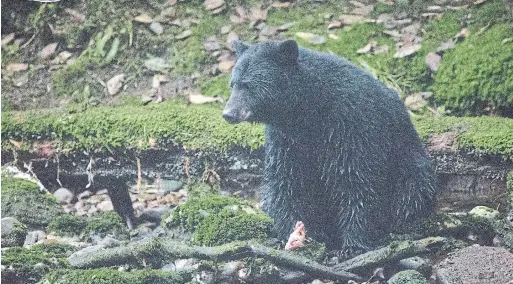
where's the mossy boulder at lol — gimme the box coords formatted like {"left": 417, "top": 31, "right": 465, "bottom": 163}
{"left": 1, "top": 217, "right": 28, "bottom": 247}
{"left": 46, "top": 214, "right": 88, "bottom": 237}
{"left": 41, "top": 268, "right": 189, "bottom": 284}
{"left": 291, "top": 240, "right": 327, "bottom": 263}
{"left": 1, "top": 175, "right": 62, "bottom": 227}
{"left": 1, "top": 243, "right": 76, "bottom": 284}
{"left": 167, "top": 194, "right": 245, "bottom": 231}
{"left": 83, "top": 211, "right": 129, "bottom": 241}
{"left": 193, "top": 207, "right": 273, "bottom": 246}
{"left": 388, "top": 270, "right": 429, "bottom": 284}
{"left": 432, "top": 24, "right": 513, "bottom": 115}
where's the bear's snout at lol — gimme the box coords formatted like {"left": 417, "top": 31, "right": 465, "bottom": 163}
{"left": 222, "top": 108, "right": 253, "bottom": 124}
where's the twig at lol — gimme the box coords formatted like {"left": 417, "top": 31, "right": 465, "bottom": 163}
{"left": 68, "top": 237, "right": 364, "bottom": 282}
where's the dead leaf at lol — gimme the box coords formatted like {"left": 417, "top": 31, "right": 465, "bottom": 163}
{"left": 204, "top": 35, "right": 221, "bottom": 52}
{"left": 219, "top": 60, "right": 235, "bottom": 73}
{"left": 425, "top": 52, "right": 441, "bottom": 72}
{"left": 357, "top": 40, "right": 377, "bottom": 54}
{"left": 64, "top": 8, "right": 86, "bottom": 23}
{"left": 436, "top": 39, "right": 455, "bottom": 53}
{"left": 404, "top": 93, "right": 428, "bottom": 111}
{"left": 188, "top": 90, "right": 223, "bottom": 104}
{"left": 278, "top": 22, "right": 295, "bottom": 31}
{"left": 134, "top": 13, "right": 153, "bottom": 24}
{"left": 454, "top": 28, "right": 468, "bottom": 40}
{"left": 473, "top": 0, "right": 488, "bottom": 5}
{"left": 393, "top": 43, "right": 421, "bottom": 58}
{"left": 249, "top": 6, "right": 267, "bottom": 21}
{"left": 235, "top": 6, "right": 247, "bottom": 19}
{"left": 339, "top": 14, "right": 365, "bottom": 25}
{"left": 9, "top": 139, "right": 23, "bottom": 149}
{"left": 5, "top": 63, "right": 28, "bottom": 73}
{"left": 328, "top": 20, "right": 343, "bottom": 30}
{"left": 204, "top": 0, "right": 225, "bottom": 11}
{"left": 39, "top": 42, "right": 58, "bottom": 59}
{"left": 176, "top": 30, "right": 192, "bottom": 40}
{"left": 271, "top": 1, "right": 292, "bottom": 8}
{"left": 230, "top": 14, "right": 244, "bottom": 24}
{"left": 226, "top": 32, "right": 239, "bottom": 51}
{"left": 295, "top": 32, "right": 326, "bottom": 45}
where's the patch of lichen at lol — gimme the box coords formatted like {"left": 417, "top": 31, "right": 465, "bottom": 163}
{"left": 1, "top": 100, "right": 265, "bottom": 153}
{"left": 41, "top": 268, "right": 188, "bottom": 284}
{"left": 47, "top": 214, "right": 88, "bottom": 237}
{"left": 411, "top": 115, "right": 513, "bottom": 158}
{"left": 1, "top": 175, "right": 63, "bottom": 227}
{"left": 432, "top": 23, "right": 513, "bottom": 115}
{"left": 1, "top": 243, "right": 76, "bottom": 284}
{"left": 193, "top": 207, "right": 273, "bottom": 246}
{"left": 169, "top": 194, "right": 245, "bottom": 231}
{"left": 83, "top": 211, "right": 129, "bottom": 241}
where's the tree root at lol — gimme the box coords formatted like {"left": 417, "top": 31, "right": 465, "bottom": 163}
{"left": 334, "top": 237, "right": 447, "bottom": 274}
{"left": 68, "top": 236, "right": 365, "bottom": 282}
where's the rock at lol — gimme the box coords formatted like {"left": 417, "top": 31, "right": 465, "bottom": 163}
{"left": 97, "top": 200, "right": 114, "bottom": 212}
{"left": 5, "top": 63, "right": 28, "bottom": 74}
{"left": 1, "top": 217, "right": 28, "bottom": 247}
{"left": 144, "top": 57, "right": 171, "bottom": 72}
{"left": 23, "top": 230, "right": 47, "bottom": 246}
{"left": 139, "top": 207, "right": 169, "bottom": 223}
{"left": 295, "top": 32, "right": 326, "bottom": 45}
{"left": 204, "top": 0, "right": 225, "bottom": 11}
{"left": 97, "top": 235, "right": 121, "bottom": 248}
{"left": 204, "top": 36, "right": 221, "bottom": 52}
{"left": 260, "top": 25, "right": 277, "bottom": 37}
{"left": 176, "top": 30, "right": 192, "bottom": 40}
{"left": 220, "top": 261, "right": 244, "bottom": 277}
{"left": 425, "top": 52, "right": 441, "bottom": 72}
{"left": 468, "top": 206, "right": 500, "bottom": 220}
{"left": 53, "top": 187, "right": 74, "bottom": 204}
{"left": 339, "top": 14, "right": 365, "bottom": 25}
{"left": 398, "top": 257, "right": 432, "bottom": 277}
{"left": 436, "top": 245, "right": 513, "bottom": 284}
{"left": 106, "top": 74, "right": 125, "bottom": 96}
{"left": 39, "top": 42, "right": 58, "bottom": 60}
{"left": 77, "top": 190, "right": 93, "bottom": 200}
{"left": 388, "top": 270, "right": 429, "bottom": 284}
{"left": 174, "top": 258, "right": 199, "bottom": 270}
{"left": 134, "top": 13, "right": 153, "bottom": 24}
{"left": 436, "top": 39, "right": 456, "bottom": 53}
{"left": 149, "top": 21, "right": 164, "bottom": 35}
{"left": 249, "top": 6, "right": 267, "bottom": 21}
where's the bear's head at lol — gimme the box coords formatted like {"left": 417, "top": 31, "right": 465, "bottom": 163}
{"left": 222, "top": 40, "right": 299, "bottom": 124}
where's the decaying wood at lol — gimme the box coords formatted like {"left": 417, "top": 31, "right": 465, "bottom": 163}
{"left": 68, "top": 236, "right": 364, "bottom": 282}
{"left": 334, "top": 237, "right": 447, "bottom": 274}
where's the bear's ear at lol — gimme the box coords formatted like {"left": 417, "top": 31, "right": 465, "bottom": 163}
{"left": 277, "top": 40, "right": 299, "bottom": 63}
{"left": 234, "top": 40, "right": 250, "bottom": 57}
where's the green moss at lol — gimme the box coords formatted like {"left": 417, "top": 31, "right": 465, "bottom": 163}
{"left": 199, "top": 74, "right": 230, "bottom": 100}
{"left": 1, "top": 243, "right": 76, "bottom": 284}
{"left": 170, "top": 194, "right": 244, "bottom": 231}
{"left": 41, "top": 268, "right": 188, "bottom": 284}
{"left": 1, "top": 175, "right": 63, "bottom": 227}
{"left": 411, "top": 115, "right": 513, "bottom": 157}
{"left": 373, "top": 2, "right": 394, "bottom": 16}
{"left": 388, "top": 270, "right": 429, "bottom": 284}
{"left": 1, "top": 100, "right": 265, "bottom": 152}
{"left": 47, "top": 214, "right": 88, "bottom": 237}
{"left": 292, "top": 240, "right": 327, "bottom": 263}
{"left": 83, "top": 211, "right": 129, "bottom": 240}
{"left": 1, "top": 217, "right": 28, "bottom": 247}
{"left": 193, "top": 207, "right": 272, "bottom": 246}
{"left": 432, "top": 24, "right": 513, "bottom": 115}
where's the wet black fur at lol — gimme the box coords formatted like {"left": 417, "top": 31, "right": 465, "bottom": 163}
{"left": 226, "top": 40, "right": 436, "bottom": 253}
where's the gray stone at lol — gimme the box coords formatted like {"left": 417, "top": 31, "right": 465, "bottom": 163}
{"left": 398, "top": 256, "right": 432, "bottom": 277}
{"left": 23, "top": 230, "right": 47, "bottom": 246}
{"left": 149, "top": 21, "right": 164, "bottom": 35}
{"left": 1, "top": 217, "right": 27, "bottom": 247}
{"left": 468, "top": 206, "right": 500, "bottom": 220}
{"left": 53, "top": 187, "right": 74, "bottom": 204}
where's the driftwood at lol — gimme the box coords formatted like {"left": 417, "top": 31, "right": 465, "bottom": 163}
{"left": 68, "top": 236, "right": 365, "bottom": 282}
{"left": 334, "top": 237, "right": 447, "bottom": 274}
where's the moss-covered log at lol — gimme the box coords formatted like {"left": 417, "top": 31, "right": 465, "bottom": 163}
{"left": 67, "top": 236, "right": 364, "bottom": 282}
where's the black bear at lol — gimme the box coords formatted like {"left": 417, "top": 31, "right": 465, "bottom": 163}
{"left": 222, "top": 40, "right": 436, "bottom": 254}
